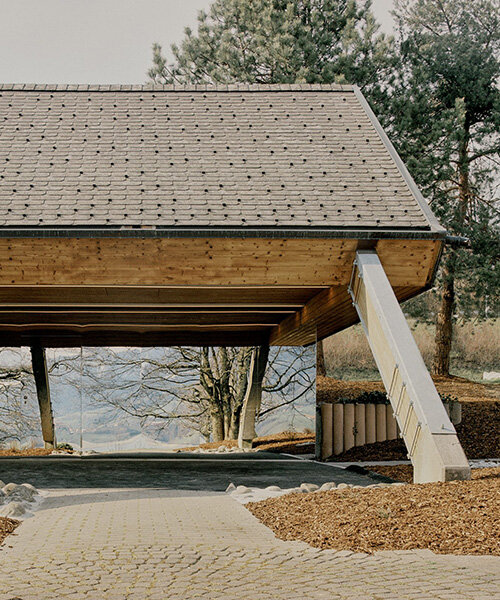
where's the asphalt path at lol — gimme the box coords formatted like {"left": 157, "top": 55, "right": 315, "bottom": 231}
{"left": 0, "top": 452, "right": 387, "bottom": 490}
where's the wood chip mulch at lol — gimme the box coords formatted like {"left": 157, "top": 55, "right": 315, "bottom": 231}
{"left": 247, "top": 468, "right": 500, "bottom": 555}
{"left": 367, "top": 464, "right": 414, "bottom": 483}
{"left": 367, "top": 464, "right": 500, "bottom": 484}
{"left": 0, "top": 517, "right": 19, "bottom": 545}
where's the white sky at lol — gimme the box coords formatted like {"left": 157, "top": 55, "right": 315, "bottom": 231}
{"left": 0, "top": 0, "right": 395, "bottom": 84}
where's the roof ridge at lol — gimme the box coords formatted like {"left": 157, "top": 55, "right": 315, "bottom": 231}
{"left": 0, "top": 83, "right": 354, "bottom": 92}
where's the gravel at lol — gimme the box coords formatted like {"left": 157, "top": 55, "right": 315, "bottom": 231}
{"left": 247, "top": 467, "right": 500, "bottom": 555}
{"left": 0, "top": 482, "right": 42, "bottom": 521}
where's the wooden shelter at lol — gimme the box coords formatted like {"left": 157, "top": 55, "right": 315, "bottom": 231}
{"left": 0, "top": 84, "right": 469, "bottom": 481}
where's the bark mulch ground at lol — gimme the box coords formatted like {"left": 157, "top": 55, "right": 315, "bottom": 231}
{"left": 0, "top": 517, "right": 19, "bottom": 546}
{"left": 367, "top": 464, "right": 500, "bottom": 484}
{"left": 367, "top": 464, "right": 414, "bottom": 483}
{"left": 317, "top": 374, "right": 500, "bottom": 404}
{"left": 247, "top": 467, "right": 500, "bottom": 556}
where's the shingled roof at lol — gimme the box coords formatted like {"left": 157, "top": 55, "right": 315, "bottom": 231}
{"left": 0, "top": 84, "right": 444, "bottom": 236}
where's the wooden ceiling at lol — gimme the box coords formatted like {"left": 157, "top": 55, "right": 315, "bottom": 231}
{"left": 0, "top": 236, "right": 442, "bottom": 347}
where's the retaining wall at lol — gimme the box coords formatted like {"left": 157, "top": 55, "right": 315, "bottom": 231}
{"left": 318, "top": 400, "right": 461, "bottom": 460}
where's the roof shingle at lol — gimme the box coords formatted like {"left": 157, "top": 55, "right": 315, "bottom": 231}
{"left": 0, "top": 84, "right": 442, "bottom": 233}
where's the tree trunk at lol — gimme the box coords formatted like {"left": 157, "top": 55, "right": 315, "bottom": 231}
{"left": 432, "top": 260, "right": 455, "bottom": 376}
{"left": 211, "top": 412, "right": 224, "bottom": 442}
{"left": 238, "top": 345, "right": 270, "bottom": 448}
{"left": 316, "top": 340, "right": 326, "bottom": 377}
{"left": 432, "top": 123, "right": 469, "bottom": 377}
{"left": 227, "top": 418, "right": 240, "bottom": 440}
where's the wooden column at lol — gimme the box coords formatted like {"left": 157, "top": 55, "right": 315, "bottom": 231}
{"left": 320, "top": 403, "right": 333, "bottom": 459}
{"left": 237, "top": 345, "right": 269, "bottom": 449}
{"left": 343, "top": 403, "right": 355, "bottom": 452}
{"left": 332, "top": 404, "right": 344, "bottom": 455}
{"left": 30, "top": 345, "right": 56, "bottom": 450}
{"left": 365, "top": 403, "right": 376, "bottom": 444}
{"left": 349, "top": 250, "right": 470, "bottom": 483}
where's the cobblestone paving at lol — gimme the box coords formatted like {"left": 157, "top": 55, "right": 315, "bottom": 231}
{"left": 0, "top": 488, "right": 498, "bottom": 600}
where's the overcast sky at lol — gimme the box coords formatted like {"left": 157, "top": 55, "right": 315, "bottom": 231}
{"left": 0, "top": 0, "right": 395, "bottom": 84}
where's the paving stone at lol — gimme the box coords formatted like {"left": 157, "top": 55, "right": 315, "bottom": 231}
{"left": 0, "top": 487, "right": 497, "bottom": 599}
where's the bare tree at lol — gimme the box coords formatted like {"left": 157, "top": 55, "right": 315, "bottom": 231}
{"left": 51, "top": 345, "right": 315, "bottom": 443}
{"left": 0, "top": 349, "right": 40, "bottom": 445}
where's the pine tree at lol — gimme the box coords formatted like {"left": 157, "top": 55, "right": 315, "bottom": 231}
{"left": 148, "top": 0, "right": 394, "bottom": 103}
{"left": 389, "top": 0, "right": 500, "bottom": 375}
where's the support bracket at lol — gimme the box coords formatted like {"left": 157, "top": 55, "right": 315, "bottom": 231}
{"left": 348, "top": 250, "right": 470, "bottom": 483}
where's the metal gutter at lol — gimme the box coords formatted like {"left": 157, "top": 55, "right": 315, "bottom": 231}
{"left": 0, "top": 226, "right": 446, "bottom": 240}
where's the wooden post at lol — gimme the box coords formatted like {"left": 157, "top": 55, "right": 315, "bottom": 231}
{"left": 320, "top": 403, "right": 333, "bottom": 459}
{"left": 30, "top": 345, "right": 56, "bottom": 450}
{"left": 332, "top": 404, "right": 344, "bottom": 455}
{"left": 354, "top": 403, "right": 366, "bottom": 446}
{"left": 386, "top": 405, "right": 398, "bottom": 440}
{"left": 343, "top": 403, "right": 355, "bottom": 452}
{"left": 365, "top": 403, "right": 376, "bottom": 444}
{"left": 237, "top": 345, "right": 269, "bottom": 449}
{"left": 376, "top": 404, "right": 387, "bottom": 442}
{"left": 349, "top": 250, "right": 470, "bottom": 483}
{"left": 315, "top": 403, "right": 322, "bottom": 460}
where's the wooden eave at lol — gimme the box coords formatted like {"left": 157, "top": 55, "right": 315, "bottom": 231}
{"left": 0, "top": 233, "right": 443, "bottom": 347}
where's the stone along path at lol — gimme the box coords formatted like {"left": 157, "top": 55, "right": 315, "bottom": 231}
{"left": 0, "top": 487, "right": 499, "bottom": 599}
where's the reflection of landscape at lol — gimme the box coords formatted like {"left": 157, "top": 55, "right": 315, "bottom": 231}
{"left": 1, "top": 347, "right": 316, "bottom": 451}
{"left": 52, "top": 386, "right": 315, "bottom": 452}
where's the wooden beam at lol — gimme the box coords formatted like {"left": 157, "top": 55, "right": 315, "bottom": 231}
{"left": 0, "top": 237, "right": 440, "bottom": 287}
{"left": 269, "top": 284, "right": 429, "bottom": 346}
{"left": 350, "top": 250, "right": 470, "bottom": 483}
{"left": 0, "top": 311, "right": 288, "bottom": 326}
{"left": 0, "top": 285, "right": 326, "bottom": 307}
{"left": 0, "top": 238, "right": 358, "bottom": 286}
{"left": 5, "top": 329, "right": 271, "bottom": 348}
{"left": 30, "top": 345, "right": 56, "bottom": 450}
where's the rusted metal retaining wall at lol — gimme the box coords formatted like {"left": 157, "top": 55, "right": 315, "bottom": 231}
{"left": 318, "top": 400, "right": 461, "bottom": 460}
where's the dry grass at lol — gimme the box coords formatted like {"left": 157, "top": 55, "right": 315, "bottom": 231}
{"left": 247, "top": 468, "right": 500, "bottom": 555}
{"left": 0, "top": 447, "right": 52, "bottom": 457}
{"left": 175, "top": 430, "right": 315, "bottom": 454}
{"left": 324, "top": 319, "right": 500, "bottom": 375}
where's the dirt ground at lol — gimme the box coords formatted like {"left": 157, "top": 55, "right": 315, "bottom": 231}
{"left": 366, "top": 464, "right": 414, "bottom": 483}
{"left": 247, "top": 467, "right": 500, "bottom": 555}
